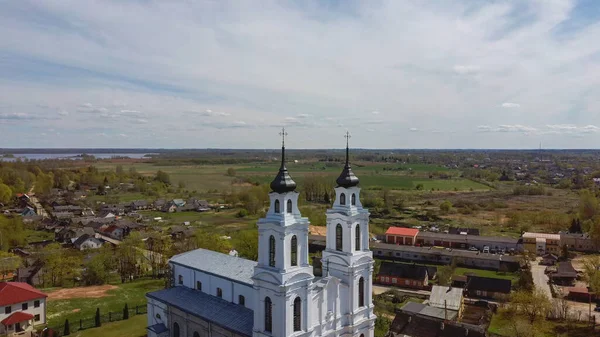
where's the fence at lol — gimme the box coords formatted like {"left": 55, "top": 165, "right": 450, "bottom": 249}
{"left": 41, "top": 304, "right": 147, "bottom": 337}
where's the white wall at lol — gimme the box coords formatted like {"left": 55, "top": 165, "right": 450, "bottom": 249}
{"left": 0, "top": 297, "right": 46, "bottom": 334}
{"left": 146, "top": 297, "right": 168, "bottom": 337}
{"left": 172, "top": 263, "right": 255, "bottom": 309}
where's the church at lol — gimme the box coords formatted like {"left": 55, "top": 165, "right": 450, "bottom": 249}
{"left": 146, "top": 133, "right": 376, "bottom": 337}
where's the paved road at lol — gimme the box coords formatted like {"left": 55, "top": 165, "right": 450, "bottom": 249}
{"left": 531, "top": 258, "right": 552, "bottom": 299}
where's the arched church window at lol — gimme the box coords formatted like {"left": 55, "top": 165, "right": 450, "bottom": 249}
{"left": 265, "top": 297, "right": 273, "bottom": 332}
{"left": 173, "top": 322, "right": 180, "bottom": 337}
{"left": 293, "top": 297, "right": 302, "bottom": 331}
{"left": 351, "top": 193, "right": 356, "bottom": 205}
{"left": 355, "top": 224, "right": 361, "bottom": 251}
{"left": 269, "top": 235, "right": 276, "bottom": 267}
{"left": 274, "top": 199, "right": 280, "bottom": 213}
{"left": 291, "top": 235, "right": 298, "bottom": 266}
{"left": 287, "top": 199, "right": 292, "bottom": 213}
{"left": 358, "top": 277, "right": 365, "bottom": 307}
{"left": 340, "top": 193, "right": 346, "bottom": 205}
{"left": 336, "top": 224, "right": 343, "bottom": 251}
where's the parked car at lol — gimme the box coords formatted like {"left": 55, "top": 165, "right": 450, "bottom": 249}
{"left": 469, "top": 246, "right": 479, "bottom": 252}
{"left": 594, "top": 305, "right": 600, "bottom": 312}
{"left": 483, "top": 246, "right": 490, "bottom": 254}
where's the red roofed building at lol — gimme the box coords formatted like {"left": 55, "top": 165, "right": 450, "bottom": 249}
{"left": 0, "top": 282, "right": 47, "bottom": 336}
{"left": 386, "top": 227, "right": 419, "bottom": 245}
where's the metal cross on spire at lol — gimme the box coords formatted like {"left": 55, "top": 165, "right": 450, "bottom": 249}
{"left": 279, "top": 127, "right": 288, "bottom": 148}
{"left": 344, "top": 130, "right": 351, "bottom": 165}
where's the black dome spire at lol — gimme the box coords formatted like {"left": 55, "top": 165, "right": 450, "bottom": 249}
{"left": 336, "top": 131, "right": 359, "bottom": 188}
{"left": 270, "top": 128, "right": 297, "bottom": 193}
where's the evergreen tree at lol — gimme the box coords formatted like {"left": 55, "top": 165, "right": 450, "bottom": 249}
{"left": 123, "top": 303, "right": 129, "bottom": 320}
{"left": 95, "top": 308, "right": 101, "bottom": 327}
{"left": 63, "top": 319, "right": 70, "bottom": 336}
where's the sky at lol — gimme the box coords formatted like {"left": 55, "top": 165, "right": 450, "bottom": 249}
{"left": 2, "top": 0, "right": 600, "bottom": 149}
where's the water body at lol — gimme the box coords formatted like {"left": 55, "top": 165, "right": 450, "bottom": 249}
{"left": 0, "top": 153, "right": 155, "bottom": 161}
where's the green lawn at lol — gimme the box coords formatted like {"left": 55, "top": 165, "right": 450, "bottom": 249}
{"left": 45, "top": 279, "right": 163, "bottom": 328}
{"left": 25, "top": 229, "right": 54, "bottom": 243}
{"left": 72, "top": 314, "right": 147, "bottom": 337}
{"left": 453, "top": 267, "right": 519, "bottom": 283}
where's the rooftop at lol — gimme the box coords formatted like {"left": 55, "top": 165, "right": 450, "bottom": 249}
{"left": 429, "top": 285, "right": 463, "bottom": 311}
{"left": 147, "top": 286, "right": 253, "bottom": 337}
{"left": 170, "top": 248, "right": 257, "bottom": 286}
{"left": 0, "top": 282, "right": 47, "bottom": 306}
{"left": 378, "top": 261, "right": 428, "bottom": 280}
{"left": 522, "top": 232, "right": 561, "bottom": 240}
{"left": 386, "top": 227, "right": 419, "bottom": 237}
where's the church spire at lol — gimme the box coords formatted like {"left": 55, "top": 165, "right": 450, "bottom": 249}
{"left": 336, "top": 131, "right": 359, "bottom": 188}
{"left": 270, "top": 128, "right": 297, "bottom": 193}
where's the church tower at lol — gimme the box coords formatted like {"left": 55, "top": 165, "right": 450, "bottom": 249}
{"left": 322, "top": 132, "right": 375, "bottom": 337}
{"left": 253, "top": 129, "right": 314, "bottom": 337}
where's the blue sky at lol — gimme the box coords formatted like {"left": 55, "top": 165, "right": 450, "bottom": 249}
{"left": 2, "top": 0, "right": 600, "bottom": 149}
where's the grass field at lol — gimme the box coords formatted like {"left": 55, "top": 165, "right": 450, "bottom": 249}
{"left": 71, "top": 314, "right": 147, "bottom": 337}
{"left": 488, "top": 310, "right": 594, "bottom": 337}
{"left": 453, "top": 267, "right": 519, "bottom": 283}
{"left": 45, "top": 279, "right": 163, "bottom": 328}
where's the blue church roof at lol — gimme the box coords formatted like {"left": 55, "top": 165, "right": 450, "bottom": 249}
{"left": 147, "top": 286, "right": 254, "bottom": 337}
{"left": 170, "top": 248, "right": 257, "bottom": 286}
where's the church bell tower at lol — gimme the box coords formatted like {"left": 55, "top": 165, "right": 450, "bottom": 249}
{"left": 252, "top": 129, "right": 314, "bottom": 337}
{"left": 322, "top": 132, "right": 375, "bottom": 337}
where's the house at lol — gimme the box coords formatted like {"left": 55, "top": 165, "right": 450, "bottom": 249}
{"left": 386, "top": 311, "right": 486, "bottom": 337}
{"left": 20, "top": 207, "right": 36, "bottom": 217}
{"left": 560, "top": 233, "right": 598, "bottom": 252}
{"left": 385, "top": 227, "right": 419, "bottom": 245}
{"left": 73, "top": 234, "right": 103, "bottom": 250}
{"left": 451, "top": 275, "right": 468, "bottom": 288}
{"left": 161, "top": 201, "right": 178, "bottom": 213}
{"left": 522, "top": 232, "right": 561, "bottom": 255}
{"left": 52, "top": 205, "right": 82, "bottom": 213}
{"left": 550, "top": 261, "right": 578, "bottom": 286}
{"left": 153, "top": 199, "right": 166, "bottom": 210}
{"left": 448, "top": 227, "right": 480, "bottom": 236}
{"left": 464, "top": 276, "right": 511, "bottom": 301}
{"left": 186, "top": 199, "right": 210, "bottom": 212}
{"left": 53, "top": 211, "right": 74, "bottom": 220}
{"left": 72, "top": 191, "right": 87, "bottom": 200}
{"left": 100, "top": 224, "right": 124, "bottom": 240}
{"left": 416, "top": 232, "right": 520, "bottom": 251}
{"left": 376, "top": 262, "right": 429, "bottom": 289}
{"left": 0, "top": 282, "right": 47, "bottom": 336}
{"left": 428, "top": 285, "right": 464, "bottom": 318}
{"left": 541, "top": 253, "right": 559, "bottom": 266}
{"left": 172, "top": 199, "right": 186, "bottom": 207}
{"left": 398, "top": 301, "right": 458, "bottom": 321}
{"left": 130, "top": 200, "right": 149, "bottom": 211}
{"left": 566, "top": 287, "right": 597, "bottom": 302}
{"left": 16, "top": 262, "right": 45, "bottom": 287}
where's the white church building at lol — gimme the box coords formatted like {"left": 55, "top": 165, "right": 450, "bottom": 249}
{"left": 146, "top": 135, "right": 375, "bottom": 337}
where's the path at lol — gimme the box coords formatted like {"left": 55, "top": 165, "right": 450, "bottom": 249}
{"left": 28, "top": 185, "right": 48, "bottom": 218}
{"left": 531, "top": 258, "right": 552, "bottom": 299}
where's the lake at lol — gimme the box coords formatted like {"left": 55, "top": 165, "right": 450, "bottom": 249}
{"left": 0, "top": 153, "right": 155, "bottom": 161}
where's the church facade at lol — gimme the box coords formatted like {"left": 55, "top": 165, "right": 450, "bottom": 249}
{"left": 146, "top": 136, "right": 375, "bottom": 337}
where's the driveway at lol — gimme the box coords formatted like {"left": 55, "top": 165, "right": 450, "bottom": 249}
{"left": 531, "top": 258, "right": 552, "bottom": 299}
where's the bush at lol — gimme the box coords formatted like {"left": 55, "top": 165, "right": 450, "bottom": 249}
{"left": 236, "top": 209, "right": 249, "bottom": 218}
{"left": 440, "top": 200, "right": 452, "bottom": 213}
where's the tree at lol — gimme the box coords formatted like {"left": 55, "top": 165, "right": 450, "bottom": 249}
{"left": 64, "top": 319, "right": 70, "bottom": 336}
{"left": 439, "top": 200, "right": 452, "bottom": 214}
{"left": 82, "top": 247, "right": 114, "bottom": 285}
{"left": 95, "top": 308, "right": 101, "bottom": 327}
{"left": 0, "top": 251, "right": 21, "bottom": 278}
{"left": 123, "top": 303, "right": 129, "bottom": 320}
{"left": 579, "top": 190, "right": 598, "bottom": 221}
{"left": 0, "top": 183, "right": 11, "bottom": 204}
{"left": 116, "top": 233, "right": 143, "bottom": 283}
{"left": 582, "top": 256, "right": 600, "bottom": 294}
{"left": 226, "top": 168, "right": 236, "bottom": 177}
{"left": 232, "top": 229, "right": 258, "bottom": 261}
{"left": 195, "top": 230, "right": 231, "bottom": 253}
{"left": 516, "top": 266, "right": 534, "bottom": 292}
{"left": 155, "top": 170, "right": 171, "bottom": 185}
{"left": 510, "top": 289, "right": 551, "bottom": 323}
{"left": 569, "top": 218, "right": 582, "bottom": 233}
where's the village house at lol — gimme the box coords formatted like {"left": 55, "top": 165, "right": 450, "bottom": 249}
{"left": 386, "top": 310, "right": 486, "bottom": 337}
{"left": 130, "top": 200, "right": 149, "bottom": 211}
{"left": 0, "top": 282, "right": 47, "bottom": 336}
{"left": 385, "top": 227, "right": 419, "bottom": 245}
{"left": 73, "top": 234, "right": 104, "bottom": 250}
{"left": 376, "top": 262, "right": 430, "bottom": 289}
{"left": 549, "top": 261, "right": 578, "bottom": 286}
{"left": 522, "top": 232, "right": 561, "bottom": 255}
{"left": 416, "top": 232, "right": 520, "bottom": 252}
{"left": 560, "top": 232, "right": 598, "bottom": 252}
{"left": 428, "top": 285, "right": 464, "bottom": 319}
{"left": 464, "top": 276, "right": 511, "bottom": 301}
{"left": 541, "top": 253, "right": 559, "bottom": 266}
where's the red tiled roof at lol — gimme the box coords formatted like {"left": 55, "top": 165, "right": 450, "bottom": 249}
{"left": 386, "top": 227, "right": 419, "bottom": 236}
{"left": 0, "top": 282, "right": 47, "bottom": 306}
{"left": 1, "top": 311, "right": 34, "bottom": 326}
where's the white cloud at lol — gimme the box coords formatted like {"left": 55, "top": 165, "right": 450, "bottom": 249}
{"left": 119, "top": 133, "right": 128, "bottom": 137}
{"left": 453, "top": 65, "right": 480, "bottom": 75}
{"left": 297, "top": 113, "right": 311, "bottom": 118}
{"left": 58, "top": 110, "right": 69, "bottom": 116}
{"left": 137, "top": 118, "right": 149, "bottom": 124}
{"left": 501, "top": 103, "right": 521, "bottom": 109}
{"left": 371, "top": 111, "right": 380, "bottom": 115}
{"left": 409, "top": 128, "right": 419, "bottom": 132}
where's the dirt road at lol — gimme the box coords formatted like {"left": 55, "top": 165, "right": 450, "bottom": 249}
{"left": 531, "top": 258, "right": 552, "bottom": 299}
